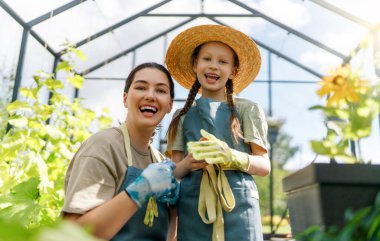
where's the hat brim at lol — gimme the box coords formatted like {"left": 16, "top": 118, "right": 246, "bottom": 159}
{"left": 165, "top": 24, "right": 261, "bottom": 94}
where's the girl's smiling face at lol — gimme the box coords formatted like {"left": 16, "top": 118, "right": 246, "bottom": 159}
{"left": 193, "top": 41, "right": 237, "bottom": 100}
{"left": 124, "top": 67, "right": 173, "bottom": 129}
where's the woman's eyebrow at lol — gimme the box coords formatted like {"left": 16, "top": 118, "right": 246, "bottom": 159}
{"left": 133, "top": 80, "right": 148, "bottom": 84}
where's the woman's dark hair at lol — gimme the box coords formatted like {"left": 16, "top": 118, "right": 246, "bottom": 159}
{"left": 124, "top": 62, "right": 175, "bottom": 99}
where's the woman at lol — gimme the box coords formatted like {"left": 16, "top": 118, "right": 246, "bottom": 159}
{"left": 63, "top": 62, "right": 178, "bottom": 241}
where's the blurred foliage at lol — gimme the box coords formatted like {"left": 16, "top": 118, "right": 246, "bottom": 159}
{"left": 310, "top": 65, "right": 380, "bottom": 163}
{"left": 0, "top": 42, "right": 112, "bottom": 239}
{"left": 297, "top": 191, "right": 380, "bottom": 241}
{"left": 0, "top": 217, "right": 102, "bottom": 241}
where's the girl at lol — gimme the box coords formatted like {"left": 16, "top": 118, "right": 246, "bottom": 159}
{"left": 63, "top": 62, "right": 178, "bottom": 241}
{"left": 165, "top": 25, "right": 271, "bottom": 241}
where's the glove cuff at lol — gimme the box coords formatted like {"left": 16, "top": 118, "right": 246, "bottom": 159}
{"left": 125, "top": 175, "right": 151, "bottom": 207}
{"left": 230, "top": 148, "right": 250, "bottom": 172}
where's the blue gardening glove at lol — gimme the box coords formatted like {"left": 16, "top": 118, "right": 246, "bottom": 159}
{"left": 187, "top": 129, "right": 250, "bottom": 172}
{"left": 126, "top": 160, "right": 177, "bottom": 207}
{"left": 157, "top": 159, "right": 179, "bottom": 205}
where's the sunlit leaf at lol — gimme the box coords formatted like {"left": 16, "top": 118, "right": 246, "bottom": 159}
{"left": 8, "top": 115, "right": 28, "bottom": 128}
{"left": 55, "top": 61, "right": 72, "bottom": 72}
{"left": 45, "top": 78, "right": 64, "bottom": 90}
{"left": 68, "top": 74, "right": 84, "bottom": 89}
{"left": 6, "top": 100, "right": 32, "bottom": 115}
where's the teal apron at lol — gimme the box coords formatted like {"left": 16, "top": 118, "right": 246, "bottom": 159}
{"left": 111, "top": 124, "right": 170, "bottom": 241}
{"left": 177, "top": 98, "right": 263, "bottom": 241}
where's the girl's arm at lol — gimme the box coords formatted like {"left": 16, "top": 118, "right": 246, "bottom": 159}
{"left": 246, "top": 142, "right": 271, "bottom": 176}
{"left": 64, "top": 191, "right": 138, "bottom": 240}
{"left": 172, "top": 151, "right": 205, "bottom": 179}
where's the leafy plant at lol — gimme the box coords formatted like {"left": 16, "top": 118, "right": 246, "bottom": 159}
{"left": 310, "top": 65, "right": 380, "bottom": 163}
{"left": 297, "top": 191, "right": 380, "bottom": 241}
{"left": 0, "top": 43, "right": 112, "bottom": 229}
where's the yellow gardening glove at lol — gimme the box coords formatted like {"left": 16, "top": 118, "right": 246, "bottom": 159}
{"left": 187, "top": 129, "right": 250, "bottom": 172}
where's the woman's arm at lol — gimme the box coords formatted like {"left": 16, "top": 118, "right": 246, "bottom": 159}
{"left": 246, "top": 142, "right": 271, "bottom": 176}
{"left": 166, "top": 206, "right": 178, "bottom": 241}
{"left": 64, "top": 191, "right": 138, "bottom": 240}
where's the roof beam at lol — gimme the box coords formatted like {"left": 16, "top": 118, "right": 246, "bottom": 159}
{"left": 143, "top": 13, "right": 260, "bottom": 17}
{"left": 80, "top": 17, "right": 195, "bottom": 75}
{"left": 0, "top": 1, "right": 58, "bottom": 57}
{"left": 27, "top": 0, "right": 89, "bottom": 27}
{"left": 308, "top": 0, "right": 373, "bottom": 29}
{"left": 210, "top": 17, "right": 323, "bottom": 78}
{"left": 227, "top": 0, "right": 347, "bottom": 60}
{"left": 59, "top": 0, "right": 172, "bottom": 55}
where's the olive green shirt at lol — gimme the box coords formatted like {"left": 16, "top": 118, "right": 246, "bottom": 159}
{"left": 166, "top": 97, "right": 268, "bottom": 155}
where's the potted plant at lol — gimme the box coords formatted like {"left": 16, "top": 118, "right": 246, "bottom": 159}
{"left": 282, "top": 65, "right": 380, "bottom": 236}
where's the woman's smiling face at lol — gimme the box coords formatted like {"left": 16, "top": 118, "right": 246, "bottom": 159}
{"left": 123, "top": 67, "right": 173, "bottom": 129}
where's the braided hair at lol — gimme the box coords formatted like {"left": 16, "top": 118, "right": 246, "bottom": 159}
{"left": 167, "top": 79, "right": 201, "bottom": 145}
{"left": 167, "top": 42, "right": 243, "bottom": 147}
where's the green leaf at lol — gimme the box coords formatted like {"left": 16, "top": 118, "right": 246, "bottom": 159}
{"left": 0, "top": 178, "right": 40, "bottom": 226}
{"left": 308, "top": 105, "right": 326, "bottom": 111}
{"left": 73, "top": 49, "right": 87, "bottom": 61}
{"left": 55, "top": 61, "right": 72, "bottom": 72}
{"left": 68, "top": 74, "right": 84, "bottom": 89}
{"left": 20, "top": 87, "right": 39, "bottom": 100}
{"left": 45, "top": 78, "right": 64, "bottom": 90}
{"left": 45, "top": 126, "right": 65, "bottom": 140}
{"left": 0, "top": 217, "right": 37, "bottom": 241}
{"left": 6, "top": 100, "right": 32, "bottom": 115}
{"left": 8, "top": 115, "right": 28, "bottom": 127}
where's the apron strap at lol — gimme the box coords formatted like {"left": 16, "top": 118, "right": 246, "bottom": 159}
{"left": 120, "top": 122, "right": 160, "bottom": 227}
{"left": 198, "top": 165, "right": 236, "bottom": 241}
{"left": 120, "top": 122, "right": 133, "bottom": 166}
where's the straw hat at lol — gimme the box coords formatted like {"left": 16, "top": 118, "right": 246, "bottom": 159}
{"left": 165, "top": 24, "right": 261, "bottom": 94}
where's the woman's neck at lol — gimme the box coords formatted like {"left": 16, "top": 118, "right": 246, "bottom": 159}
{"left": 125, "top": 121, "right": 153, "bottom": 152}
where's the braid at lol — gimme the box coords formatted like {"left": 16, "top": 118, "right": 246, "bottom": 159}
{"left": 167, "top": 79, "right": 201, "bottom": 146}
{"left": 226, "top": 79, "right": 243, "bottom": 143}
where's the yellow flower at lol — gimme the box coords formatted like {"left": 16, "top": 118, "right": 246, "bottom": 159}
{"left": 317, "top": 65, "right": 369, "bottom": 107}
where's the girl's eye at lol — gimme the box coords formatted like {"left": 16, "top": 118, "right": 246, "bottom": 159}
{"left": 203, "top": 57, "right": 211, "bottom": 61}
{"left": 157, "top": 89, "right": 167, "bottom": 94}
{"left": 220, "top": 60, "right": 228, "bottom": 64}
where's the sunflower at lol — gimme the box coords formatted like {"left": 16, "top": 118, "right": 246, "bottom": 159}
{"left": 317, "top": 65, "right": 369, "bottom": 107}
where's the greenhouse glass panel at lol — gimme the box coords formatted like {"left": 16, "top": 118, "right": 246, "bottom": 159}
{"left": 0, "top": 7, "right": 22, "bottom": 101}
{"left": 19, "top": 36, "right": 54, "bottom": 104}
{"left": 3, "top": 0, "right": 72, "bottom": 22}
{"left": 297, "top": 1, "right": 369, "bottom": 55}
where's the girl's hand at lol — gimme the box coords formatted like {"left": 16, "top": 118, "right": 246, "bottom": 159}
{"left": 173, "top": 153, "right": 207, "bottom": 179}
{"left": 183, "top": 153, "right": 207, "bottom": 171}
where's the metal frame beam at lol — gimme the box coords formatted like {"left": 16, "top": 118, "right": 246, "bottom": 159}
{"left": 0, "top": 0, "right": 59, "bottom": 102}
{"left": 143, "top": 13, "right": 259, "bottom": 17}
{"left": 11, "top": 28, "right": 28, "bottom": 102}
{"left": 211, "top": 17, "right": 323, "bottom": 78}
{"left": 59, "top": 0, "right": 172, "bottom": 54}
{"left": 27, "top": 0, "right": 88, "bottom": 27}
{"left": 307, "top": 0, "right": 373, "bottom": 29}
{"left": 80, "top": 18, "right": 195, "bottom": 75}
{"left": 227, "top": 0, "right": 347, "bottom": 60}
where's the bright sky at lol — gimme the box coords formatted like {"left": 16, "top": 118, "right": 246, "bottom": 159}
{"left": 1, "top": 0, "right": 379, "bottom": 169}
